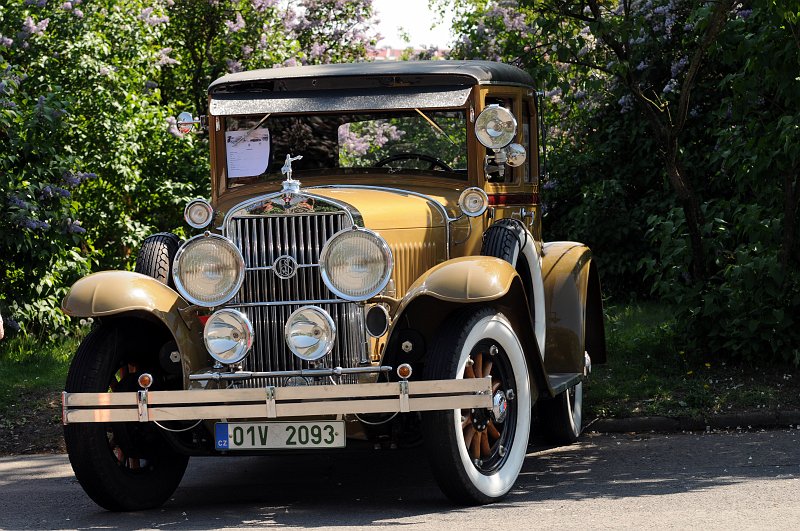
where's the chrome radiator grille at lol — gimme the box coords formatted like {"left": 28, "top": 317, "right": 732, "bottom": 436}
{"left": 227, "top": 212, "right": 366, "bottom": 386}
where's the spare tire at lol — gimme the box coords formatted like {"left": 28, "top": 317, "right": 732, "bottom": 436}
{"left": 134, "top": 232, "right": 181, "bottom": 287}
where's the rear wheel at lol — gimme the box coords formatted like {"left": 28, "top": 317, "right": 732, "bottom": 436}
{"left": 134, "top": 232, "right": 181, "bottom": 287}
{"left": 422, "top": 307, "right": 531, "bottom": 504}
{"left": 64, "top": 324, "right": 188, "bottom": 511}
{"left": 539, "top": 382, "right": 583, "bottom": 445}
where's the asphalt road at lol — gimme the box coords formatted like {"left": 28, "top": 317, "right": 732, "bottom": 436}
{"left": 1, "top": 429, "right": 798, "bottom": 530}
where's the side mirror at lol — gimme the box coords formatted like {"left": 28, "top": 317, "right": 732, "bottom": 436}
{"left": 503, "top": 143, "right": 527, "bottom": 167}
{"left": 177, "top": 111, "right": 201, "bottom": 134}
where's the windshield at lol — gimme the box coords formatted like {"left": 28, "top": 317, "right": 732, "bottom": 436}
{"left": 223, "top": 109, "right": 467, "bottom": 187}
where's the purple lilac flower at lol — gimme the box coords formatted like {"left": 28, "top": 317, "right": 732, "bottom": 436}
{"left": 225, "top": 13, "right": 246, "bottom": 33}
{"left": 99, "top": 66, "right": 110, "bottom": 76}
{"left": 0, "top": 100, "right": 17, "bottom": 109}
{"left": 618, "top": 94, "right": 634, "bottom": 113}
{"left": 225, "top": 59, "right": 243, "bottom": 73}
{"left": 20, "top": 16, "right": 50, "bottom": 38}
{"left": 542, "top": 179, "right": 558, "bottom": 191}
{"left": 309, "top": 42, "right": 327, "bottom": 59}
{"left": 636, "top": 61, "right": 649, "bottom": 71}
{"left": 139, "top": 7, "right": 169, "bottom": 26}
{"left": 283, "top": 58, "right": 298, "bottom": 67}
{"left": 251, "top": 0, "right": 277, "bottom": 11}
{"left": 737, "top": 9, "right": 752, "bottom": 20}
{"left": 0, "top": 35, "right": 12, "bottom": 47}
{"left": 241, "top": 45, "right": 253, "bottom": 58}
{"left": 157, "top": 48, "right": 178, "bottom": 66}
{"left": 22, "top": 218, "right": 50, "bottom": 230}
{"left": 67, "top": 219, "right": 86, "bottom": 234}
{"left": 73, "top": 9, "right": 83, "bottom": 18}
{"left": 671, "top": 56, "right": 688, "bottom": 78}
{"left": 8, "top": 196, "right": 28, "bottom": 208}
{"left": 662, "top": 79, "right": 679, "bottom": 94}
{"left": 62, "top": 171, "right": 81, "bottom": 187}
{"left": 61, "top": 1, "right": 72, "bottom": 9}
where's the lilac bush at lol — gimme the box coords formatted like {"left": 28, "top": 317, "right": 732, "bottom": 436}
{"left": 0, "top": 0, "right": 377, "bottom": 334}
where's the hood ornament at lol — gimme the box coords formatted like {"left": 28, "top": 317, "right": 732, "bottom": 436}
{"left": 281, "top": 153, "right": 303, "bottom": 193}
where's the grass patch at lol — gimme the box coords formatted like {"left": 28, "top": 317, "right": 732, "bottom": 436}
{"left": 0, "top": 333, "right": 82, "bottom": 454}
{"left": 0, "top": 334, "right": 77, "bottom": 412}
{"left": 585, "top": 302, "right": 800, "bottom": 419}
{"left": 0, "top": 336, "right": 80, "bottom": 404}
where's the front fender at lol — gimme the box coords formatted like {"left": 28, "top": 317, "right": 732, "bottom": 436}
{"left": 62, "top": 271, "right": 206, "bottom": 382}
{"left": 399, "top": 255, "right": 518, "bottom": 305}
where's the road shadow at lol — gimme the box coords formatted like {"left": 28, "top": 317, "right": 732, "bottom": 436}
{"left": 1, "top": 429, "right": 797, "bottom": 529}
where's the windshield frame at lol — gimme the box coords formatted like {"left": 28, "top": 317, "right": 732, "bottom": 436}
{"left": 218, "top": 106, "right": 471, "bottom": 189}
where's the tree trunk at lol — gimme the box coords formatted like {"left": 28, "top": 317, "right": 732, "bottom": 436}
{"left": 663, "top": 139, "right": 706, "bottom": 280}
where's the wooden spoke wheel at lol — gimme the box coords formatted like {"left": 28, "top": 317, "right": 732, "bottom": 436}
{"left": 422, "top": 308, "right": 531, "bottom": 505}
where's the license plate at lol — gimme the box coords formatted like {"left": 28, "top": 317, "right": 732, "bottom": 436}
{"left": 215, "top": 421, "right": 346, "bottom": 450}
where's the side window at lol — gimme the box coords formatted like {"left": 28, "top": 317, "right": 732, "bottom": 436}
{"left": 522, "top": 100, "right": 532, "bottom": 183}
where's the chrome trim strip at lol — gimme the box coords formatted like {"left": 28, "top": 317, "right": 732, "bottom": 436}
{"left": 189, "top": 365, "right": 392, "bottom": 381}
{"left": 225, "top": 299, "right": 347, "bottom": 308}
{"left": 221, "top": 191, "right": 363, "bottom": 233}
{"left": 245, "top": 263, "right": 317, "bottom": 272}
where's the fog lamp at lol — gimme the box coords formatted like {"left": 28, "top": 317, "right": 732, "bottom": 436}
{"left": 285, "top": 306, "right": 336, "bottom": 361}
{"left": 204, "top": 309, "right": 254, "bottom": 365}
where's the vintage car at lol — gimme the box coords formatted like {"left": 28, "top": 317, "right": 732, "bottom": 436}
{"left": 61, "top": 60, "right": 605, "bottom": 511}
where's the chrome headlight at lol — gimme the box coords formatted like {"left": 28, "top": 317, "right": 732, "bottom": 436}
{"left": 319, "top": 227, "right": 393, "bottom": 301}
{"left": 285, "top": 306, "right": 336, "bottom": 361}
{"left": 204, "top": 309, "right": 253, "bottom": 364}
{"left": 173, "top": 233, "right": 245, "bottom": 307}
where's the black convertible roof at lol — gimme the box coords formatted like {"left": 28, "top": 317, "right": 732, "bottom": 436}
{"left": 208, "top": 60, "right": 534, "bottom": 94}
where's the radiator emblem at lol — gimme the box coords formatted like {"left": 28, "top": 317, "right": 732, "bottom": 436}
{"left": 273, "top": 255, "right": 298, "bottom": 279}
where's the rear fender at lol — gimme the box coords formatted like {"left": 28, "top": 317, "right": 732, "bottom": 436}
{"left": 541, "top": 242, "right": 606, "bottom": 374}
{"left": 61, "top": 271, "right": 207, "bottom": 383}
{"left": 383, "top": 256, "right": 550, "bottom": 399}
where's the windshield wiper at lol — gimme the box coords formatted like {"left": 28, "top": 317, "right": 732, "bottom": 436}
{"left": 414, "top": 108, "right": 459, "bottom": 148}
{"left": 232, "top": 113, "right": 271, "bottom": 146}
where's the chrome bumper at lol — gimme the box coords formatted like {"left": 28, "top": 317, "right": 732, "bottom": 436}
{"left": 61, "top": 378, "right": 493, "bottom": 424}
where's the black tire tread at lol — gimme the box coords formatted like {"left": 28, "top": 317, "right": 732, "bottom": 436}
{"left": 64, "top": 325, "right": 188, "bottom": 511}
{"left": 481, "top": 219, "right": 525, "bottom": 262}
{"left": 134, "top": 232, "right": 181, "bottom": 286}
{"left": 539, "top": 388, "right": 580, "bottom": 445}
{"left": 422, "top": 307, "right": 498, "bottom": 505}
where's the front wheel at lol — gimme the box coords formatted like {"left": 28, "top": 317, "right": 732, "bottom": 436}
{"left": 422, "top": 308, "right": 532, "bottom": 504}
{"left": 64, "top": 324, "right": 189, "bottom": 511}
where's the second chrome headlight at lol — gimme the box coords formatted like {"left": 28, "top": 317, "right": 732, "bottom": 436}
{"left": 173, "top": 233, "right": 245, "bottom": 307}
{"left": 319, "top": 227, "right": 393, "bottom": 301}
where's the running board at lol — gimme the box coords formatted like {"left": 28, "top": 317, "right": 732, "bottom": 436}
{"left": 547, "top": 373, "right": 583, "bottom": 395}
{"left": 62, "top": 378, "right": 493, "bottom": 424}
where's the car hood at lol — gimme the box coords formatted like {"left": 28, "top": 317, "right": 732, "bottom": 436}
{"left": 307, "top": 186, "right": 449, "bottom": 230}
